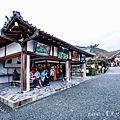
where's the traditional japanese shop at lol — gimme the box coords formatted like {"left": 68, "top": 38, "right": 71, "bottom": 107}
{"left": 0, "top": 11, "right": 94, "bottom": 92}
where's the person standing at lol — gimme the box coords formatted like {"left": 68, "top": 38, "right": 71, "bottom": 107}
{"left": 56, "top": 65, "right": 59, "bottom": 80}
{"left": 44, "top": 71, "right": 50, "bottom": 86}
{"left": 50, "top": 66, "right": 54, "bottom": 81}
{"left": 40, "top": 69, "right": 46, "bottom": 86}
{"left": 54, "top": 66, "right": 57, "bottom": 81}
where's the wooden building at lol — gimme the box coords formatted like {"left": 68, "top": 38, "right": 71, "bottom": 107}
{"left": 0, "top": 11, "right": 94, "bottom": 92}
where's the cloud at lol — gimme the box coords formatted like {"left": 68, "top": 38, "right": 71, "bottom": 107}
{"left": 0, "top": 0, "right": 120, "bottom": 52}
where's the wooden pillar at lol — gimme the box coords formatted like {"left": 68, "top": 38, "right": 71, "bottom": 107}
{"left": 68, "top": 51, "right": 71, "bottom": 80}
{"left": 52, "top": 45, "right": 54, "bottom": 56}
{"left": 5, "top": 46, "right": 6, "bottom": 56}
{"left": 20, "top": 42, "right": 27, "bottom": 92}
{"left": 59, "top": 61, "right": 60, "bottom": 75}
{"left": 69, "top": 61, "right": 71, "bottom": 80}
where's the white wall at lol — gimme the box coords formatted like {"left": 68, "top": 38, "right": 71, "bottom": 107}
{"left": 26, "top": 55, "right": 30, "bottom": 91}
{"left": 0, "top": 61, "right": 11, "bottom": 83}
{"left": 0, "top": 61, "right": 20, "bottom": 83}
{"left": 27, "top": 40, "right": 34, "bottom": 52}
{"left": 0, "top": 61, "right": 7, "bottom": 74}
{"left": 50, "top": 46, "right": 52, "bottom": 56}
{"left": 0, "top": 76, "right": 12, "bottom": 83}
{"left": 0, "top": 47, "right": 5, "bottom": 57}
{"left": 69, "top": 51, "right": 71, "bottom": 59}
{"left": 65, "top": 61, "right": 70, "bottom": 81}
{"left": 82, "top": 63, "right": 86, "bottom": 77}
{"left": 115, "top": 58, "right": 120, "bottom": 62}
{"left": 54, "top": 47, "right": 58, "bottom": 56}
{"left": 6, "top": 42, "right": 21, "bottom": 55}
{"left": 79, "top": 55, "right": 80, "bottom": 61}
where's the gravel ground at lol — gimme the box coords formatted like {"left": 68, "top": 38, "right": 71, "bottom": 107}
{"left": 1, "top": 73, "right": 120, "bottom": 120}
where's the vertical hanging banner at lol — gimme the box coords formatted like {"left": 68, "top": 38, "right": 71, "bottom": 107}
{"left": 80, "top": 54, "right": 86, "bottom": 63}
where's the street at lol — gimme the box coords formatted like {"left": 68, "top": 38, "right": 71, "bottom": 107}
{"left": 1, "top": 67, "right": 120, "bottom": 120}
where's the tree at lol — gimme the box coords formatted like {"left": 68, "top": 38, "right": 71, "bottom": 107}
{"left": 90, "top": 44, "right": 99, "bottom": 49}
{"left": 89, "top": 44, "right": 100, "bottom": 58}
{"left": 89, "top": 44, "right": 100, "bottom": 67}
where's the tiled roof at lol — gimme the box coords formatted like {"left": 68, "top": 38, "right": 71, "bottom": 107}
{"left": 2, "top": 11, "right": 36, "bottom": 32}
{"left": 1, "top": 11, "right": 94, "bottom": 57}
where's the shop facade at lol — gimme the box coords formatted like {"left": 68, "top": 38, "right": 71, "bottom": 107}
{"left": 0, "top": 11, "right": 94, "bottom": 92}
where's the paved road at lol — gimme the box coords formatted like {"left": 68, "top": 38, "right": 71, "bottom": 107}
{"left": 106, "top": 66, "right": 120, "bottom": 74}
{"left": 1, "top": 67, "right": 120, "bottom": 120}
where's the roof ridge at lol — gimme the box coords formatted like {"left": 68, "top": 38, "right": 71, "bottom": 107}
{"left": 2, "top": 11, "right": 36, "bottom": 32}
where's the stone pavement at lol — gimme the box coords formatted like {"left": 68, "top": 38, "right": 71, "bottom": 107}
{"left": 106, "top": 66, "right": 120, "bottom": 74}
{"left": 0, "top": 76, "right": 94, "bottom": 108}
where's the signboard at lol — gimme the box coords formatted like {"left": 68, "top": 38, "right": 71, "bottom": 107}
{"left": 5, "top": 57, "right": 21, "bottom": 67}
{"left": 80, "top": 54, "right": 86, "bottom": 63}
{"left": 58, "top": 46, "right": 68, "bottom": 59}
{"left": 34, "top": 42, "right": 51, "bottom": 56}
{"left": 72, "top": 51, "right": 79, "bottom": 61}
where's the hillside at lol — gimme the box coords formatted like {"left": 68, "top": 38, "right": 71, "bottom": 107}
{"left": 76, "top": 46, "right": 108, "bottom": 53}
{"left": 91, "top": 47, "right": 108, "bottom": 53}
{"left": 76, "top": 46, "right": 119, "bottom": 59}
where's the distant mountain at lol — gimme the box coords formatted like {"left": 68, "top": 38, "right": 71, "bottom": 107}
{"left": 91, "top": 47, "right": 108, "bottom": 53}
{"left": 76, "top": 46, "right": 108, "bottom": 53}
{"left": 116, "top": 49, "right": 120, "bottom": 52}
{"left": 76, "top": 46, "right": 120, "bottom": 59}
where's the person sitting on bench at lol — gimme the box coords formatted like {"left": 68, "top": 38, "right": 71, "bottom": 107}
{"left": 33, "top": 68, "right": 40, "bottom": 90}
{"left": 11, "top": 69, "right": 20, "bottom": 86}
{"left": 40, "top": 69, "right": 46, "bottom": 86}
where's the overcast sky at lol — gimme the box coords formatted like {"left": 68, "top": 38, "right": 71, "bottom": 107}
{"left": 0, "top": 0, "right": 120, "bottom": 52}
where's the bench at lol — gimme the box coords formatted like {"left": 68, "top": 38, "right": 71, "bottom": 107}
{"left": 62, "top": 77, "right": 69, "bottom": 82}
{"left": 11, "top": 80, "right": 20, "bottom": 86}
{"left": 71, "top": 71, "right": 84, "bottom": 77}
{"left": 11, "top": 80, "right": 34, "bottom": 88}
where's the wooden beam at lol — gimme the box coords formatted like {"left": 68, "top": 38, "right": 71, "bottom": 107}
{"left": 11, "top": 25, "right": 16, "bottom": 29}
{"left": 0, "top": 52, "right": 21, "bottom": 60}
{"left": 18, "top": 23, "right": 27, "bottom": 37}
{"left": 53, "top": 40, "right": 56, "bottom": 43}
{"left": 23, "top": 29, "right": 39, "bottom": 42}
{"left": 48, "top": 38, "right": 52, "bottom": 41}
{"left": 17, "top": 21, "right": 34, "bottom": 32}
{"left": 8, "top": 30, "right": 21, "bottom": 34}
{"left": 0, "top": 39, "right": 8, "bottom": 42}
{"left": 39, "top": 34, "right": 43, "bottom": 36}
{"left": 0, "top": 41, "right": 12, "bottom": 48}
{"left": 22, "top": 42, "right": 27, "bottom": 91}
{"left": 57, "top": 42, "right": 61, "bottom": 44}
{"left": 6, "top": 33, "right": 21, "bottom": 36}
{"left": 1, "top": 34, "right": 21, "bottom": 44}
{"left": 52, "top": 45, "right": 54, "bottom": 57}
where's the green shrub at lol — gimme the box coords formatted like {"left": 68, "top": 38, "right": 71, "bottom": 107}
{"left": 87, "top": 68, "right": 97, "bottom": 76}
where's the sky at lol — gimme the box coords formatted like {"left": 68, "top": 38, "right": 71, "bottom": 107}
{"left": 0, "top": 0, "right": 120, "bottom": 52}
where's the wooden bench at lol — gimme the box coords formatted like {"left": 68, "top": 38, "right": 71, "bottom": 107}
{"left": 62, "top": 77, "right": 69, "bottom": 82}
{"left": 11, "top": 80, "right": 34, "bottom": 88}
{"left": 71, "top": 71, "right": 84, "bottom": 77}
{"left": 11, "top": 80, "right": 20, "bottom": 86}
